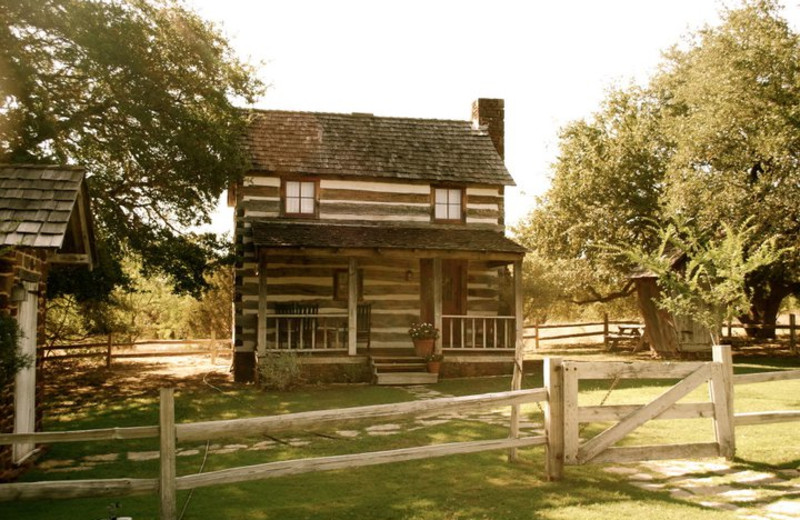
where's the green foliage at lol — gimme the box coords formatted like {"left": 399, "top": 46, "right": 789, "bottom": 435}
{"left": 0, "top": 312, "right": 33, "bottom": 387}
{"left": 258, "top": 352, "right": 303, "bottom": 391}
{"left": 514, "top": 86, "right": 666, "bottom": 313}
{"left": 46, "top": 260, "right": 232, "bottom": 343}
{"left": 185, "top": 265, "right": 233, "bottom": 339}
{"left": 0, "top": 0, "right": 264, "bottom": 295}
{"left": 520, "top": 253, "right": 638, "bottom": 323}
{"left": 518, "top": 1, "right": 800, "bottom": 327}
{"left": 618, "top": 219, "right": 787, "bottom": 344}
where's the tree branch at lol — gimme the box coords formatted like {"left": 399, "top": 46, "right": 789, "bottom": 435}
{"left": 572, "top": 280, "right": 636, "bottom": 305}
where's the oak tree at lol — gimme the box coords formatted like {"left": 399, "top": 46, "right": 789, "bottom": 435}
{"left": 0, "top": 0, "right": 263, "bottom": 295}
{"left": 517, "top": 1, "right": 800, "bottom": 333}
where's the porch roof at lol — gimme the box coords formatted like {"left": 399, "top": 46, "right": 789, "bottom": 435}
{"left": 250, "top": 222, "right": 527, "bottom": 255}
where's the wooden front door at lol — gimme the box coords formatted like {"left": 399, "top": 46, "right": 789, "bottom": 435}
{"left": 420, "top": 259, "right": 467, "bottom": 347}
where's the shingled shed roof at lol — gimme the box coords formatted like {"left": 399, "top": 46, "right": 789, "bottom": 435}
{"left": 243, "top": 109, "right": 515, "bottom": 186}
{"left": 251, "top": 221, "right": 527, "bottom": 255}
{"left": 0, "top": 164, "right": 87, "bottom": 248}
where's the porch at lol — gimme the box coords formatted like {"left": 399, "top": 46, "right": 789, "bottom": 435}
{"left": 246, "top": 222, "right": 527, "bottom": 382}
{"left": 261, "top": 311, "right": 517, "bottom": 353}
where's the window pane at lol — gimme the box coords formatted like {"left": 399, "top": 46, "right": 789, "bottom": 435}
{"left": 435, "top": 203, "right": 448, "bottom": 219}
{"left": 447, "top": 203, "right": 459, "bottom": 220}
{"left": 449, "top": 189, "right": 461, "bottom": 204}
{"left": 286, "top": 198, "right": 300, "bottom": 214}
{"left": 435, "top": 189, "right": 447, "bottom": 204}
{"left": 300, "top": 181, "right": 315, "bottom": 197}
{"left": 300, "top": 198, "right": 314, "bottom": 214}
{"left": 286, "top": 181, "right": 299, "bottom": 198}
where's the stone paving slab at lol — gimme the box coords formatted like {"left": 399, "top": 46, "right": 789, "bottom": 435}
{"left": 602, "top": 459, "right": 800, "bottom": 519}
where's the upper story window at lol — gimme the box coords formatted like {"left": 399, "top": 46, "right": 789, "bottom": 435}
{"left": 283, "top": 179, "right": 318, "bottom": 217}
{"left": 433, "top": 187, "right": 464, "bottom": 222}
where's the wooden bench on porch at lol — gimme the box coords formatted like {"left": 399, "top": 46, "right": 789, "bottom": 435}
{"left": 271, "top": 302, "right": 371, "bottom": 350}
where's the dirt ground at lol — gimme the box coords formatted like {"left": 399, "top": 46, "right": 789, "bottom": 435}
{"left": 41, "top": 352, "right": 236, "bottom": 418}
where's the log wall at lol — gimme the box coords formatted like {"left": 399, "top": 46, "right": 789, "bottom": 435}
{"left": 232, "top": 174, "right": 509, "bottom": 371}
{"left": 237, "top": 176, "right": 504, "bottom": 227}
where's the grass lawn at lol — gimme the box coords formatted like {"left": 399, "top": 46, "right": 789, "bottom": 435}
{"left": 2, "top": 353, "right": 799, "bottom": 520}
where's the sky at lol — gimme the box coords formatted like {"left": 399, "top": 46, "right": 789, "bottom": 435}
{"left": 188, "top": 0, "right": 800, "bottom": 235}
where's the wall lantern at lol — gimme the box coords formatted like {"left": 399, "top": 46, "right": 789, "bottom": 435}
{"left": 10, "top": 283, "right": 26, "bottom": 303}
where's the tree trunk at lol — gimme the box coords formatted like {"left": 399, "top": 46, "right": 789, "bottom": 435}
{"left": 738, "top": 279, "right": 793, "bottom": 339}
{"left": 634, "top": 278, "right": 681, "bottom": 358}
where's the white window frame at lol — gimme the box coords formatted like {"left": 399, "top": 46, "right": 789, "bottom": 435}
{"left": 284, "top": 179, "right": 318, "bottom": 217}
{"left": 433, "top": 187, "right": 464, "bottom": 222}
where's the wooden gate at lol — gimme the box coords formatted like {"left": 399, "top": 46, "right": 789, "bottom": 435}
{"left": 547, "top": 345, "right": 734, "bottom": 471}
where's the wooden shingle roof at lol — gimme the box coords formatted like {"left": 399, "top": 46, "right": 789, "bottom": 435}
{"left": 251, "top": 222, "right": 527, "bottom": 255}
{"left": 244, "top": 110, "right": 515, "bottom": 186}
{"left": 0, "top": 164, "right": 86, "bottom": 248}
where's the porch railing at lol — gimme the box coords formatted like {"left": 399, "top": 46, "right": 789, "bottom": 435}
{"left": 442, "top": 315, "right": 516, "bottom": 350}
{"left": 266, "top": 313, "right": 348, "bottom": 351}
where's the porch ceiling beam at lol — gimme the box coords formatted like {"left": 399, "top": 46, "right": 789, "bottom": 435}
{"left": 256, "top": 247, "right": 522, "bottom": 263}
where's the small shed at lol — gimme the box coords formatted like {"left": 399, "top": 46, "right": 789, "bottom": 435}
{"left": 631, "top": 255, "right": 712, "bottom": 357}
{"left": 0, "top": 164, "right": 95, "bottom": 475}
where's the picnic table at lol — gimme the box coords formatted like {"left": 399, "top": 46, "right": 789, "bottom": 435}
{"left": 606, "top": 324, "right": 647, "bottom": 352}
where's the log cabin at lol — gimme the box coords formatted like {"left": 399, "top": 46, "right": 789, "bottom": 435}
{"left": 0, "top": 164, "right": 95, "bottom": 476}
{"left": 230, "top": 99, "right": 527, "bottom": 384}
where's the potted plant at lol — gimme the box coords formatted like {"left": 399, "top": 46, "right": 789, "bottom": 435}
{"left": 408, "top": 322, "right": 439, "bottom": 358}
{"left": 425, "top": 353, "right": 443, "bottom": 374}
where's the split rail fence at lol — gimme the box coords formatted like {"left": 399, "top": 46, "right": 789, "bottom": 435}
{"left": 525, "top": 314, "right": 641, "bottom": 349}
{"left": 1, "top": 346, "right": 799, "bottom": 519}
{"left": 41, "top": 336, "right": 232, "bottom": 367}
{"left": 527, "top": 314, "right": 800, "bottom": 352}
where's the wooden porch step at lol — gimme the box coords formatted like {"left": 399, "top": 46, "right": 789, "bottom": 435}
{"left": 373, "top": 362, "right": 427, "bottom": 372}
{"left": 369, "top": 354, "right": 438, "bottom": 385}
{"left": 375, "top": 372, "right": 439, "bottom": 385}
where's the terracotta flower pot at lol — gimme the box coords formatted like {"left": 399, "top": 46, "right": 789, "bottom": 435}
{"left": 413, "top": 338, "right": 435, "bottom": 358}
{"left": 427, "top": 360, "right": 441, "bottom": 374}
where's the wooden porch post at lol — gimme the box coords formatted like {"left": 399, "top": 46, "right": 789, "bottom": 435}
{"left": 348, "top": 258, "right": 358, "bottom": 356}
{"left": 257, "top": 250, "right": 268, "bottom": 359}
{"left": 509, "top": 258, "right": 524, "bottom": 461}
{"left": 433, "top": 258, "right": 443, "bottom": 355}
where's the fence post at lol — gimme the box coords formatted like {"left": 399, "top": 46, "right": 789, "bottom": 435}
{"left": 106, "top": 333, "right": 112, "bottom": 368}
{"left": 159, "top": 388, "right": 177, "bottom": 520}
{"left": 211, "top": 330, "right": 218, "bottom": 365}
{"left": 711, "top": 345, "right": 735, "bottom": 460}
{"left": 562, "top": 362, "right": 579, "bottom": 464}
{"left": 544, "top": 357, "right": 564, "bottom": 481}
{"left": 603, "top": 313, "right": 609, "bottom": 351}
{"left": 790, "top": 314, "right": 796, "bottom": 354}
{"left": 508, "top": 258, "right": 524, "bottom": 462}
{"left": 534, "top": 323, "right": 540, "bottom": 350}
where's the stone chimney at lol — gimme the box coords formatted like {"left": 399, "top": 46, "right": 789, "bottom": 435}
{"left": 471, "top": 98, "right": 504, "bottom": 160}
